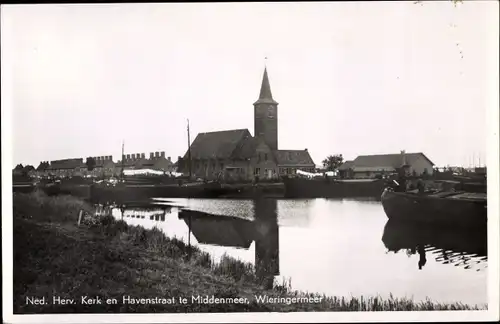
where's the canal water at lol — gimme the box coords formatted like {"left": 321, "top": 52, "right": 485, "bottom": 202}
{"left": 101, "top": 197, "right": 487, "bottom": 306}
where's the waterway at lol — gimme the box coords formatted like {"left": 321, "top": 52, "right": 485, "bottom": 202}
{"left": 100, "top": 197, "right": 487, "bottom": 306}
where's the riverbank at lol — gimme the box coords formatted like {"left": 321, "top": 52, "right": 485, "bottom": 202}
{"left": 13, "top": 191, "right": 485, "bottom": 313}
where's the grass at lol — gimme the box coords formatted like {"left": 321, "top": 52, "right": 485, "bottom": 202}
{"left": 12, "top": 190, "right": 487, "bottom": 313}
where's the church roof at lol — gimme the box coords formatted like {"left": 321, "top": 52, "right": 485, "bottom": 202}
{"left": 274, "top": 150, "right": 315, "bottom": 166}
{"left": 253, "top": 67, "right": 278, "bottom": 105}
{"left": 231, "top": 135, "right": 264, "bottom": 159}
{"left": 185, "top": 129, "right": 252, "bottom": 160}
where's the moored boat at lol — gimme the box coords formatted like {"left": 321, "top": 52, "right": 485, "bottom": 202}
{"left": 89, "top": 181, "right": 234, "bottom": 203}
{"left": 283, "top": 176, "right": 386, "bottom": 199}
{"left": 380, "top": 188, "right": 487, "bottom": 229}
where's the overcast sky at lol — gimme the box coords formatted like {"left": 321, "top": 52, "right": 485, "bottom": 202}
{"left": 2, "top": 1, "right": 498, "bottom": 168}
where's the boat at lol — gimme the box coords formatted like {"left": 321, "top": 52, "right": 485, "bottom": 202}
{"left": 380, "top": 188, "right": 487, "bottom": 229}
{"left": 89, "top": 180, "right": 233, "bottom": 203}
{"left": 282, "top": 176, "right": 386, "bottom": 199}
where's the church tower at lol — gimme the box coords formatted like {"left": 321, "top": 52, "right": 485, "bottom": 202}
{"left": 253, "top": 67, "right": 278, "bottom": 151}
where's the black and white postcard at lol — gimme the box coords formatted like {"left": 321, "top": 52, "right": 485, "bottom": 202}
{"left": 2, "top": 1, "right": 499, "bottom": 323}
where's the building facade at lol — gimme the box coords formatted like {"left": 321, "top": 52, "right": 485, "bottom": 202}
{"left": 184, "top": 67, "right": 315, "bottom": 181}
{"left": 115, "top": 151, "right": 176, "bottom": 175}
{"left": 338, "top": 151, "right": 434, "bottom": 179}
{"left": 34, "top": 151, "right": 175, "bottom": 178}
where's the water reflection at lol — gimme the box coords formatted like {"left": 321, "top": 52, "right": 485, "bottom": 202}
{"left": 382, "top": 220, "right": 487, "bottom": 272}
{"left": 93, "top": 197, "right": 487, "bottom": 305}
{"left": 177, "top": 198, "right": 280, "bottom": 288}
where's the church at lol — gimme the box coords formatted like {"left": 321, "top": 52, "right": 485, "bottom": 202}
{"left": 184, "top": 67, "right": 315, "bottom": 181}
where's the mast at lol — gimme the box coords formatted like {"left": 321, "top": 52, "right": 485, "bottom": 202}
{"left": 187, "top": 119, "right": 192, "bottom": 179}
{"left": 120, "top": 140, "right": 125, "bottom": 179}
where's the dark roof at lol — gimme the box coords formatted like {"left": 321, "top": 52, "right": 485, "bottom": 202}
{"left": 253, "top": 67, "right": 278, "bottom": 105}
{"left": 230, "top": 136, "right": 262, "bottom": 159}
{"left": 185, "top": 129, "right": 251, "bottom": 160}
{"left": 178, "top": 210, "right": 254, "bottom": 249}
{"left": 338, "top": 160, "right": 354, "bottom": 171}
{"left": 274, "top": 150, "right": 315, "bottom": 166}
{"left": 36, "top": 162, "right": 50, "bottom": 171}
{"left": 47, "top": 158, "right": 85, "bottom": 170}
{"left": 353, "top": 152, "right": 434, "bottom": 169}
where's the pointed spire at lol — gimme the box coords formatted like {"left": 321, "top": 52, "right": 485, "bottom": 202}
{"left": 254, "top": 66, "right": 278, "bottom": 106}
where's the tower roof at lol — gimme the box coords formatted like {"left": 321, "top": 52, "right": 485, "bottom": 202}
{"left": 254, "top": 67, "right": 278, "bottom": 105}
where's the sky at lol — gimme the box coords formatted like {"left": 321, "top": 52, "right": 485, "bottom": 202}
{"left": 2, "top": 1, "right": 498, "bottom": 168}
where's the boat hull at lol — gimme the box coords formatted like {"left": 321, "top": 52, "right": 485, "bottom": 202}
{"left": 283, "top": 177, "right": 386, "bottom": 199}
{"left": 89, "top": 182, "right": 232, "bottom": 203}
{"left": 380, "top": 189, "right": 487, "bottom": 229}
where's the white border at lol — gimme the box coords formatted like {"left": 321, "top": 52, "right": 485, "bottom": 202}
{"left": 2, "top": 2, "right": 499, "bottom": 323}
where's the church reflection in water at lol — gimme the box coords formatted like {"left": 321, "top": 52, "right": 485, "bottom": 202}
{"left": 177, "top": 198, "right": 280, "bottom": 288}
{"left": 381, "top": 219, "right": 487, "bottom": 272}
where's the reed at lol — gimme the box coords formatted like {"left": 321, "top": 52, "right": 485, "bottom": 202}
{"left": 12, "top": 192, "right": 486, "bottom": 313}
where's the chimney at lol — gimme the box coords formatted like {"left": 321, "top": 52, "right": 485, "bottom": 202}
{"left": 141, "top": 153, "right": 145, "bottom": 159}
{"left": 155, "top": 152, "right": 159, "bottom": 158}
{"left": 168, "top": 156, "right": 171, "bottom": 162}
{"left": 305, "top": 148, "right": 308, "bottom": 151}
{"left": 161, "top": 151, "right": 165, "bottom": 158}
{"left": 150, "top": 152, "right": 154, "bottom": 159}
{"left": 136, "top": 153, "right": 140, "bottom": 160}
{"left": 401, "top": 150, "right": 407, "bottom": 166}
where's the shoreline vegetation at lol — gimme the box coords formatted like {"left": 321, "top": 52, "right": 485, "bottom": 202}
{"left": 13, "top": 191, "right": 486, "bottom": 313}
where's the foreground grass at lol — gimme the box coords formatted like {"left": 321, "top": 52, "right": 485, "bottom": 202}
{"left": 12, "top": 191, "right": 486, "bottom": 313}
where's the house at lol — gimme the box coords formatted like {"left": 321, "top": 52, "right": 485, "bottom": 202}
{"left": 141, "top": 152, "right": 176, "bottom": 173}
{"left": 338, "top": 160, "right": 354, "bottom": 179}
{"left": 183, "top": 67, "right": 315, "bottom": 181}
{"left": 338, "top": 151, "right": 434, "bottom": 179}
{"left": 115, "top": 151, "right": 176, "bottom": 176}
{"left": 88, "top": 156, "right": 115, "bottom": 177}
{"left": 35, "top": 161, "right": 50, "bottom": 177}
{"left": 46, "top": 158, "right": 87, "bottom": 178}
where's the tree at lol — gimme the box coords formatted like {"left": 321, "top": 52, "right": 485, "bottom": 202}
{"left": 322, "top": 154, "right": 344, "bottom": 172}
{"left": 86, "top": 157, "right": 96, "bottom": 171}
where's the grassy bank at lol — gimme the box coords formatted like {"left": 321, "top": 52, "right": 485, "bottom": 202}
{"left": 12, "top": 191, "right": 486, "bottom": 313}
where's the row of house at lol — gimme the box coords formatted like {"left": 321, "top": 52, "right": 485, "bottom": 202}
{"left": 33, "top": 152, "right": 176, "bottom": 178}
